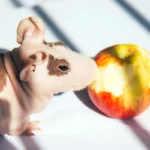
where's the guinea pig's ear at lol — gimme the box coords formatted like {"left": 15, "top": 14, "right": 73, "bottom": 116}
{"left": 20, "top": 52, "right": 47, "bottom": 82}
{"left": 17, "top": 16, "right": 45, "bottom": 45}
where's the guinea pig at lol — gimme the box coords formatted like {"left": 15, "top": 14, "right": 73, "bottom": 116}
{"left": 0, "top": 16, "right": 97, "bottom": 135}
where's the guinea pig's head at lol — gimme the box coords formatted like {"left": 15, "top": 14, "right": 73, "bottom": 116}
{"left": 17, "top": 16, "right": 97, "bottom": 95}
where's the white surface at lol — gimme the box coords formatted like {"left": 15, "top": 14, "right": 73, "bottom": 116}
{"left": 0, "top": 0, "right": 150, "bottom": 150}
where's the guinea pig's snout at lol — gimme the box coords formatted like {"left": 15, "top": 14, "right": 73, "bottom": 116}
{"left": 72, "top": 57, "right": 97, "bottom": 91}
{"left": 84, "top": 58, "right": 98, "bottom": 85}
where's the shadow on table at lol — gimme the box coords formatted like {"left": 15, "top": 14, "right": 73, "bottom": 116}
{"left": 114, "top": 0, "right": 150, "bottom": 33}
{"left": 32, "top": 6, "right": 81, "bottom": 54}
{"left": 74, "top": 88, "right": 108, "bottom": 117}
{"left": 0, "top": 135, "right": 42, "bottom": 150}
{"left": 0, "top": 136, "right": 18, "bottom": 150}
{"left": 122, "top": 119, "right": 150, "bottom": 150}
{"left": 74, "top": 88, "right": 150, "bottom": 150}
{"left": 0, "top": 48, "right": 8, "bottom": 53}
{"left": 19, "top": 136, "right": 41, "bottom": 150}
{"left": 9, "top": 0, "right": 23, "bottom": 7}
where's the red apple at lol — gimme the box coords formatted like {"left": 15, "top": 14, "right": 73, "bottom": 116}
{"left": 88, "top": 44, "right": 150, "bottom": 119}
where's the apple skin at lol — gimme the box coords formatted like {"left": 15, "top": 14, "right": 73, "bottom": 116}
{"left": 88, "top": 44, "right": 150, "bottom": 119}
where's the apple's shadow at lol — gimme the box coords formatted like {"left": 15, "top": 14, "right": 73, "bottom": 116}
{"left": 74, "top": 88, "right": 150, "bottom": 150}
{"left": 122, "top": 119, "right": 150, "bottom": 150}
{"left": 74, "top": 88, "right": 108, "bottom": 117}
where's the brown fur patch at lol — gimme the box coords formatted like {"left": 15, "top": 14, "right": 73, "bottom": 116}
{"left": 0, "top": 53, "right": 7, "bottom": 91}
{"left": 47, "top": 55, "right": 70, "bottom": 76}
{"left": 43, "top": 41, "right": 66, "bottom": 48}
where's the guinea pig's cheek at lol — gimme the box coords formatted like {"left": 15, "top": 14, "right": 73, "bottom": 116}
{"left": 37, "top": 66, "right": 47, "bottom": 75}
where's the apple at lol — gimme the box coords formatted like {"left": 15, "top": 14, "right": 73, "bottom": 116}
{"left": 88, "top": 44, "right": 150, "bottom": 119}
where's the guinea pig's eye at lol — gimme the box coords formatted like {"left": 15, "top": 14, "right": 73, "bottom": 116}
{"left": 58, "top": 65, "right": 69, "bottom": 71}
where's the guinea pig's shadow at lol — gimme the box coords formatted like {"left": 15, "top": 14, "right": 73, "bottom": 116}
{"left": 19, "top": 136, "right": 41, "bottom": 150}
{"left": 0, "top": 135, "right": 18, "bottom": 150}
{"left": 74, "top": 88, "right": 108, "bottom": 117}
{"left": 54, "top": 92, "right": 64, "bottom": 96}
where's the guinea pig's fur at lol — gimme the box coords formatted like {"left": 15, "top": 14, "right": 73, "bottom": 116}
{"left": 0, "top": 16, "right": 97, "bottom": 135}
